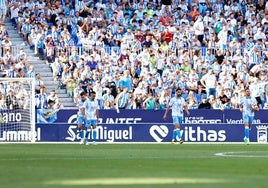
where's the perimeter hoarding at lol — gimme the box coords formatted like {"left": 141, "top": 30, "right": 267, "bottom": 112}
{"left": 39, "top": 109, "right": 267, "bottom": 143}
{"left": 53, "top": 109, "right": 268, "bottom": 124}
{"left": 0, "top": 110, "right": 267, "bottom": 142}
{"left": 33, "top": 123, "right": 267, "bottom": 143}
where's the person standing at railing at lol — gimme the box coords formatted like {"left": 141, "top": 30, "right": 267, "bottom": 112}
{"left": 200, "top": 68, "right": 217, "bottom": 99}
{"left": 193, "top": 16, "right": 204, "bottom": 45}
{"left": 115, "top": 87, "right": 130, "bottom": 111}
{"left": 9, "top": 2, "right": 19, "bottom": 26}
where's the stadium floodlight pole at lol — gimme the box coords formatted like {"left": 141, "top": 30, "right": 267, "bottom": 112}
{"left": 0, "top": 77, "right": 36, "bottom": 143}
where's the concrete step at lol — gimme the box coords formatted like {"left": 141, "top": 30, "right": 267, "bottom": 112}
{"left": 63, "top": 102, "right": 77, "bottom": 108}
{"left": 47, "top": 89, "right": 67, "bottom": 94}
{"left": 24, "top": 49, "right": 35, "bottom": 53}
{"left": 8, "top": 34, "right": 22, "bottom": 38}
{"left": 5, "top": 26, "right": 16, "bottom": 31}
{"left": 27, "top": 57, "right": 42, "bottom": 61}
{"left": 45, "top": 85, "right": 60, "bottom": 90}
{"left": 34, "top": 67, "right": 52, "bottom": 72}
{"left": 4, "top": 21, "right": 12, "bottom": 25}
{"left": 30, "top": 60, "right": 49, "bottom": 64}
{"left": 10, "top": 38, "right": 24, "bottom": 42}
{"left": 57, "top": 93, "right": 69, "bottom": 97}
{"left": 33, "top": 64, "right": 51, "bottom": 69}
{"left": 39, "top": 73, "right": 55, "bottom": 77}
{"left": 5, "top": 19, "right": 76, "bottom": 108}
{"left": 6, "top": 30, "right": 18, "bottom": 34}
{"left": 41, "top": 77, "right": 54, "bottom": 81}
{"left": 28, "top": 61, "right": 47, "bottom": 65}
{"left": 59, "top": 98, "right": 74, "bottom": 103}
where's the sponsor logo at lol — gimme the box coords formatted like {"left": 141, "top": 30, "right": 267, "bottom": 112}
{"left": 256, "top": 125, "right": 268, "bottom": 143}
{"left": 0, "top": 128, "right": 41, "bottom": 141}
{"left": 149, "top": 125, "right": 226, "bottom": 142}
{"left": 65, "top": 125, "right": 133, "bottom": 141}
{"left": 150, "top": 125, "right": 169, "bottom": 142}
{"left": 99, "top": 118, "right": 142, "bottom": 124}
{"left": 226, "top": 119, "right": 262, "bottom": 124}
{"left": 182, "top": 126, "right": 226, "bottom": 142}
{"left": 184, "top": 117, "right": 222, "bottom": 124}
{"left": 98, "top": 126, "right": 132, "bottom": 141}
{"left": 67, "top": 115, "right": 142, "bottom": 125}
{"left": 65, "top": 125, "right": 77, "bottom": 141}
{"left": 67, "top": 115, "right": 77, "bottom": 124}
{"left": 0, "top": 112, "right": 22, "bottom": 123}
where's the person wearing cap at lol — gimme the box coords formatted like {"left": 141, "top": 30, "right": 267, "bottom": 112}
{"left": 163, "top": 87, "right": 190, "bottom": 144}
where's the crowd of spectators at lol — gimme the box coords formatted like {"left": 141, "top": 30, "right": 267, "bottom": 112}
{"left": 1, "top": 0, "right": 268, "bottom": 111}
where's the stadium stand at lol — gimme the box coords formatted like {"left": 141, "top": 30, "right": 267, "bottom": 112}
{"left": 0, "top": 0, "right": 268, "bottom": 110}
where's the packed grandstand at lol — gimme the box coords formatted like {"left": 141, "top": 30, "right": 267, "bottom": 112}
{"left": 0, "top": 0, "right": 267, "bottom": 110}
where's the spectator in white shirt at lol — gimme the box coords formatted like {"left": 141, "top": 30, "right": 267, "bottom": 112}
{"left": 200, "top": 68, "right": 217, "bottom": 98}
{"left": 193, "top": 16, "right": 204, "bottom": 44}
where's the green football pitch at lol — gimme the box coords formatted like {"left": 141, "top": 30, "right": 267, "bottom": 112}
{"left": 0, "top": 143, "right": 268, "bottom": 188}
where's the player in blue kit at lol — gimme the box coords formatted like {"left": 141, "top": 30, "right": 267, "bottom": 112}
{"left": 163, "top": 87, "right": 190, "bottom": 144}
{"left": 82, "top": 91, "right": 99, "bottom": 145}
{"left": 240, "top": 88, "right": 259, "bottom": 145}
{"left": 77, "top": 91, "right": 88, "bottom": 144}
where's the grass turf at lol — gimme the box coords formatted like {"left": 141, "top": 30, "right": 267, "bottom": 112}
{"left": 0, "top": 143, "right": 268, "bottom": 188}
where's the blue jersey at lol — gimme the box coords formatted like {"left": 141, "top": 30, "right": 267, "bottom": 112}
{"left": 240, "top": 96, "right": 257, "bottom": 116}
{"left": 83, "top": 98, "right": 99, "bottom": 120}
{"left": 117, "top": 92, "right": 130, "bottom": 108}
{"left": 168, "top": 96, "right": 186, "bottom": 117}
{"left": 77, "top": 99, "right": 85, "bottom": 117}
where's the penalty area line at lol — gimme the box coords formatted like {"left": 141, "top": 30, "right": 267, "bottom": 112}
{"left": 215, "top": 151, "right": 268, "bottom": 158}
{"left": 45, "top": 177, "right": 227, "bottom": 185}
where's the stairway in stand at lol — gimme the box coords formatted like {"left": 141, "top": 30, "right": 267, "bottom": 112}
{"left": 4, "top": 19, "right": 76, "bottom": 108}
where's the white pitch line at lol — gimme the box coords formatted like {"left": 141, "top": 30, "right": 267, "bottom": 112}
{"left": 215, "top": 151, "right": 268, "bottom": 158}
{"left": 1, "top": 142, "right": 267, "bottom": 144}
{"left": 0, "top": 154, "right": 212, "bottom": 161}
{"left": 45, "top": 178, "right": 227, "bottom": 185}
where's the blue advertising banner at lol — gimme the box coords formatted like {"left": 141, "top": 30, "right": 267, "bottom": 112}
{"left": 51, "top": 109, "right": 268, "bottom": 125}
{"left": 56, "top": 109, "right": 171, "bottom": 124}
{"left": 34, "top": 123, "right": 268, "bottom": 143}
{"left": 223, "top": 110, "right": 268, "bottom": 124}
{"left": 2, "top": 109, "right": 267, "bottom": 142}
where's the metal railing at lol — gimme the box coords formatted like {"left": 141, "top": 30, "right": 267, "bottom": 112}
{"left": 3, "top": 45, "right": 267, "bottom": 62}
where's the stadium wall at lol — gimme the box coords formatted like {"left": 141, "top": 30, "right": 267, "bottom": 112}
{"left": 37, "top": 109, "right": 267, "bottom": 143}
{"left": 37, "top": 110, "right": 268, "bottom": 142}
{"left": 1, "top": 110, "right": 267, "bottom": 142}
